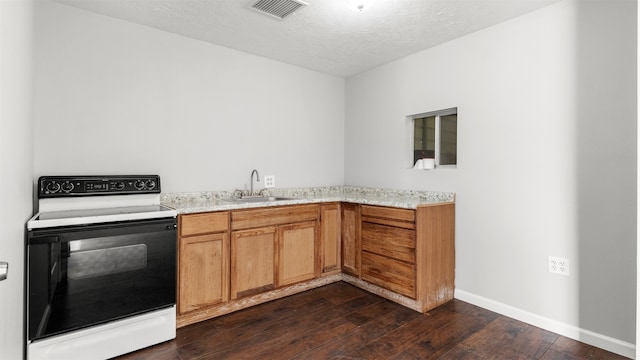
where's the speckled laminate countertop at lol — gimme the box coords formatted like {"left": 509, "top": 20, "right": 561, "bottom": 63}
{"left": 161, "top": 186, "right": 455, "bottom": 214}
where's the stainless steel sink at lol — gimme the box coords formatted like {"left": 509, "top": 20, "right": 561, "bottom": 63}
{"left": 223, "top": 196, "right": 296, "bottom": 203}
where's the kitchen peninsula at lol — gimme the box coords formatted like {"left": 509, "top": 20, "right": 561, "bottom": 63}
{"left": 162, "top": 186, "right": 455, "bottom": 327}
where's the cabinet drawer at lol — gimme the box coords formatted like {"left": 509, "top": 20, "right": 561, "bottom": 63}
{"left": 231, "top": 204, "right": 319, "bottom": 230}
{"left": 361, "top": 251, "right": 415, "bottom": 299}
{"left": 361, "top": 205, "right": 415, "bottom": 229}
{"left": 361, "top": 222, "right": 415, "bottom": 263}
{"left": 180, "top": 212, "right": 229, "bottom": 236}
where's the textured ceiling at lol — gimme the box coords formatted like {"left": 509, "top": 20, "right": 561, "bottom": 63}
{"left": 52, "top": 0, "right": 561, "bottom": 77}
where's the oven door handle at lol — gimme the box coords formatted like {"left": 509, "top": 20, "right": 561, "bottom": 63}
{"left": 29, "top": 236, "right": 59, "bottom": 245}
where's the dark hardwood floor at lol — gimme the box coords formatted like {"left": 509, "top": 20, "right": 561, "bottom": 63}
{"left": 115, "top": 282, "right": 629, "bottom": 360}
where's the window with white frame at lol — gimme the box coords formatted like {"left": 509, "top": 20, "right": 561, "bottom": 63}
{"left": 410, "top": 108, "right": 457, "bottom": 168}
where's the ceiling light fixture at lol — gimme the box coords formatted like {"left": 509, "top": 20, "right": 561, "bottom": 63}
{"left": 345, "top": 0, "right": 375, "bottom": 11}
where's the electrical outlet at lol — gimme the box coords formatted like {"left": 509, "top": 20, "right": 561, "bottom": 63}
{"left": 548, "top": 256, "right": 569, "bottom": 276}
{"left": 264, "top": 175, "right": 275, "bottom": 188}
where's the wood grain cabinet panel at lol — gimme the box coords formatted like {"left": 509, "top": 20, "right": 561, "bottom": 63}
{"left": 278, "top": 221, "right": 319, "bottom": 286}
{"left": 179, "top": 233, "right": 228, "bottom": 313}
{"left": 177, "top": 212, "right": 230, "bottom": 316}
{"left": 360, "top": 205, "right": 417, "bottom": 299}
{"left": 361, "top": 222, "right": 415, "bottom": 263}
{"left": 341, "top": 203, "right": 360, "bottom": 277}
{"left": 361, "top": 251, "right": 416, "bottom": 298}
{"left": 180, "top": 212, "right": 229, "bottom": 236}
{"left": 358, "top": 203, "right": 455, "bottom": 311}
{"left": 416, "top": 203, "right": 456, "bottom": 311}
{"left": 320, "top": 203, "right": 341, "bottom": 274}
{"left": 231, "top": 205, "right": 321, "bottom": 299}
{"left": 230, "top": 227, "right": 277, "bottom": 299}
{"left": 361, "top": 205, "right": 415, "bottom": 229}
{"left": 231, "top": 204, "right": 319, "bottom": 230}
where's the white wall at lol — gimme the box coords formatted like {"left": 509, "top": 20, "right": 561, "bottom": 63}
{"left": 0, "top": 0, "right": 35, "bottom": 358}
{"left": 346, "top": 0, "right": 636, "bottom": 356}
{"left": 34, "top": 1, "right": 345, "bottom": 194}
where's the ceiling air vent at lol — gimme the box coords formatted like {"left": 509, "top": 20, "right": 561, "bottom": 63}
{"left": 250, "top": 0, "right": 308, "bottom": 20}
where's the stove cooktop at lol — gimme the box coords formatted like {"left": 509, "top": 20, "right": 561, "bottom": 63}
{"left": 37, "top": 205, "right": 174, "bottom": 221}
{"left": 27, "top": 205, "right": 177, "bottom": 229}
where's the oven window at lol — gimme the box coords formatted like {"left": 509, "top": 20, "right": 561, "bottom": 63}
{"left": 67, "top": 243, "right": 147, "bottom": 279}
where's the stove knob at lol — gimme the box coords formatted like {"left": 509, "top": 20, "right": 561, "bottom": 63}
{"left": 61, "top": 181, "right": 74, "bottom": 193}
{"left": 114, "top": 181, "right": 125, "bottom": 191}
{"left": 145, "top": 179, "right": 156, "bottom": 190}
{"left": 134, "top": 180, "right": 145, "bottom": 190}
{"left": 45, "top": 181, "right": 60, "bottom": 194}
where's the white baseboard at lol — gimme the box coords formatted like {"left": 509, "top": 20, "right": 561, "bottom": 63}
{"left": 455, "top": 289, "right": 635, "bottom": 359}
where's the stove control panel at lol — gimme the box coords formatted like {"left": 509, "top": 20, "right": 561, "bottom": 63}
{"left": 38, "top": 175, "right": 161, "bottom": 198}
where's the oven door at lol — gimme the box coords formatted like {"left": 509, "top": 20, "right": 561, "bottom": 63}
{"left": 27, "top": 217, "right": 176, "bottom": 341}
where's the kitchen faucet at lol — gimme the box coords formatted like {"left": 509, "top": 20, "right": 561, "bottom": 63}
{"left": 250, "top": 169, "right": 260, "bottom": 196}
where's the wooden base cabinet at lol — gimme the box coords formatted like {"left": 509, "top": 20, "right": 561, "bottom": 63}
{"left": 176, "top": 201, "right": 454, "bottom": 327}
{"left": 359, "top": 203, "right": 455, "bottom": 312}
{"left": 230, "top": 205, "right": 320, "bottom": 300}
{"left": 178, "top": 212, "right": 229, "bottom": 314}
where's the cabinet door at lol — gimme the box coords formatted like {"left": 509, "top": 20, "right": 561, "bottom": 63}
{"left": 277, "top": 221, "right": 319, "bottom": 287}
{"left": 231, "top": 227, "right": 276, "bottom": 299}
{"left": 341, "top": 203, "right": 360, "bottom": 276}
{"left": 320, "top": 204, "right": 340, "bottom": 273}
{"left": 179, "top": 233, "right": 228, "bottom": 314}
